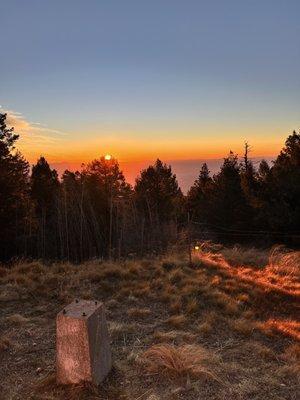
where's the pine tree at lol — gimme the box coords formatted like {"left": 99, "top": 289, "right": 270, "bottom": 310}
{"left": 210, "top": 151, "right": 250, "bottom": 231}
{"left": 135, "top": 159, "right": 183, "bottom": 249}
{"left": 0, "top": 113, "right": 30, "bottom": 260}
{"left": 240, "top": 143, "right": 260, "bottom": 227}
{"left": 266, "top": 131, "right": 300, "bottom": 232}
{"left": 135, "top": 159, "right": 183, "bottom": 223}
{"left": 258, "top": 159, "right": 270, "bottom": 182}
{"left": 30, "top": 157, "right": 60, "bottom": 258}
{"left": 81, "top": 156, "right": 132, "bottom": 258}
{"left": 187, "top": 163, "right": 212, "bottom": 222}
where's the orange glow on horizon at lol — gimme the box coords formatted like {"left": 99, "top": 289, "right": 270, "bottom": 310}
{"left": 19, "top": 135, "right": 284, "bottom": 166}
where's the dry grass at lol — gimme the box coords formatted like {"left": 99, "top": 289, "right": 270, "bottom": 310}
{"left": 230, "top": 317, "right": 256, "bottom": 336}
{"left": 221, "top": 245, "right": 269, "bottom": 267}
{"left": 0, "top": 335, "right": 13, "bottom": 352}
{"left": 0, "top": 244, "right": 299, "bottom": 399}
{"left": 139, "top": 344, "right": 218, "bottom": 382}
{"left": 127, "top": 307, "right": 151, "bottom": 319}
{"left": 152, "top": 330, "right": 197, "bottom": 344}
{"left": 166, "top": 314, "right": 187, "bottom": 328}
{"left": 269, "top": 245, "right": 300, "bottom": 277}
{"left": 282, "top": 343, "right": 300, "bottom": 363}
{"left": 194, "top": 242, "right": 300, "bottom": 297}
{"left": 260, "top": 319, "right": 300, "bottom": 341}
{"left": 6, "top": 313, "right": 30, "bottom": 325}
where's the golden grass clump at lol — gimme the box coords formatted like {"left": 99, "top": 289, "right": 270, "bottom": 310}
{"left": 132, "top": 282, "right": 151, "bottom": 298}
{"left": 260, "top": 318, "right": 300, "bottom": 341}
{"left": 169, "top": 297, "right": 183, "bottom": 314}
{"left": 196, "top": 311, "right": 218, "bottom": 335}
{"left": 0, "top": 335, "right": 13, "bottom": 352}
{"left": 212, "top": 290, "right": 239, "bottom": 314}
{"left": 152, "top": 330, "right": 197, "bottom": 344}
{"left": 152, "top": 330, "right": 178, "bottom": 343}
{"left": 140, "top": 344, "right": 218, "bottom": 381}
{"left": 13, "top": 261, "right": 46, "bottom": 275}
{"left": 268, "top": 245, "right": 300, "bottom": 278}
{"left": 6, "top": 313, "right": 30, "bottom": 325}
{"left": 109, "top": 321, "right": 136, "bottom": 338}
{"left": 185, "top": 297, "right": 198, "bottom": 314}
{"left": 0, "top": 266, "right": 8, "bottom": 278}
{"left": 236, "top": 293, "right": 249, "bottom": 303}
{"left": 282, "top": 343, "right": 300, "bottom": 363}
{"left": 221, "top": 245, "right": 269, "bottom": 267}
{"left": 166, "top": 314, "right": 187, "bottom": 328}
{"left": 230, "top": 317, "right": 256, "bottom": 336}
{"left": 127, "top": 307, "right": 151, "bottom": 319}
{"left": 168, "top": 268, "right": 185, "bottom": 285}
{"left": 1, "top": 272, "right": 33, "bottom": 287}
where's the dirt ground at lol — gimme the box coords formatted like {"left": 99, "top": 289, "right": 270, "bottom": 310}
{"left": 0, "top": 246, "right": 299, "bottom": 399}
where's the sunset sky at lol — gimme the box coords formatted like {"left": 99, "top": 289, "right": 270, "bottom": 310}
{"left": 1, "top": 0, "right": 299, "bottom": 190}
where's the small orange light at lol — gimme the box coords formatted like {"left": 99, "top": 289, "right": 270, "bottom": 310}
{"left": 194, "top": 245, "right": 200, "bottom": 251}
{"left": 104, "top": 154, "right": 112, "bottom": 161}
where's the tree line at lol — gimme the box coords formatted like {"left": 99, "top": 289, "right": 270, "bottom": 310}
{"left": 1, "top": 112, "right": 299, "bottom": 262}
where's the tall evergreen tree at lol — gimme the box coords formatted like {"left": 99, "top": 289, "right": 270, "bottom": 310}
{"left": 187, "top": 163, "right": 212, "bottom": 222}
{"left": 81, "top": 156, "right": 132, "bottom": 258}
{"left": 258, "top": 159, "right": 271, "bottom": 182}
{"left": 30, "top": 157, "right": 60, "bottom": 258}
{"left": 135, "top": 159, "right": 183, "bottom": 249}
{"left": 0, "top": 113, "right": 30, "bottom": 260}
{"left": 210, "top": 151, "right": 251, "bottom": 231}
{"left": 240, "top": 143, "right": 260, "bottom": 226}
{"left": 266, "top": 131, "right": 300, "bottom": 232}
{"left": 135, "top": 159, "right": 183, "bottom": 224}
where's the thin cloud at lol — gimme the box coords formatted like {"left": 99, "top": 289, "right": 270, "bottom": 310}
{"left": 0, "top": 106, "right": 68, "bottom": 147}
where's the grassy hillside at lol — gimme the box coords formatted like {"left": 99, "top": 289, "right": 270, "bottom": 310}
{"left": 0, "top": 244, "right": 299, "bottom": 399}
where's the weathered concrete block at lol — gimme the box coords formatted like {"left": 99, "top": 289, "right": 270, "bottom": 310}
{"left": 56, "top": 299, "right": 111, "bottom": 385}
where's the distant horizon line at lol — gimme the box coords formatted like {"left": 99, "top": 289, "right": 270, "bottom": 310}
{"left": 42, "top": 155, "right": 275, "bottom": 193}
{"left": 27, "top": 154, "right": 276, "bottom": 166}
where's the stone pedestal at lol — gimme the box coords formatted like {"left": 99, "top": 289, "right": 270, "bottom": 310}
{"left": 56, "top": 299, "right": 111, "bottom": 385}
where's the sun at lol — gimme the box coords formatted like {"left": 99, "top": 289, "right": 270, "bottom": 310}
{"left": 104, "top": 154, "right": 112, "bottom": 161}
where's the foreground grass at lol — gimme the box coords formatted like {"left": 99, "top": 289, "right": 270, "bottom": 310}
{"left": 0, "top": 244, "right": 299, "bottom": 399}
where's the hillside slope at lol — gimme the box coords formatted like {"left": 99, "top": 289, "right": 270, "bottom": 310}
{"left": 0, "top": 245, "right": 299, "bottom": 399}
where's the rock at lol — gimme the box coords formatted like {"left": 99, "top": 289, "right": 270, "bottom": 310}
{"left": 56, "top": 299, "right": 111, "bottom": 385}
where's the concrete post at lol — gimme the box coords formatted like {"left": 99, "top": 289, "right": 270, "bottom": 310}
{"left": 56, "top": 299, "right": 111, "bottom": 385}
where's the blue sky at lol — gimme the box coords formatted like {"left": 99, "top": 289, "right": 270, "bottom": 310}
{"left": 1, "top": 0, "right": 299, "bottom": 182}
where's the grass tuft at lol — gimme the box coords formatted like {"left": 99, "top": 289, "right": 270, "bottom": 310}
{"left": 6, "top": 313, "right": 30, "bottom": 325}
{"left": 140, "top": 344, "right": 219, "bottom": 382}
